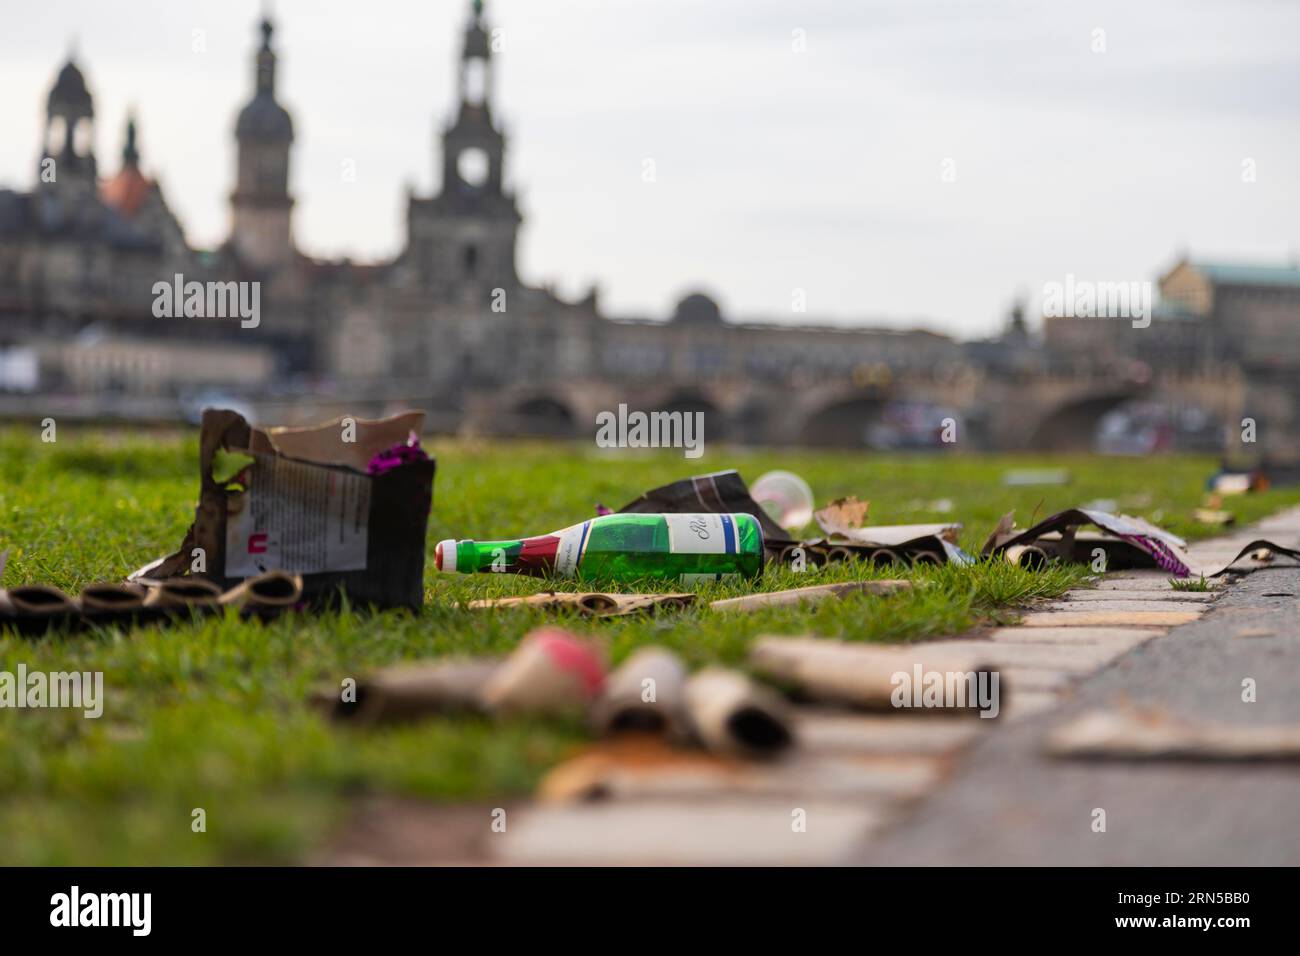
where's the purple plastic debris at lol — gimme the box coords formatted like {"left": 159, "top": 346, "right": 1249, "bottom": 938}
{"left": 367, "top": 431, "right": 430, "bottom": 475}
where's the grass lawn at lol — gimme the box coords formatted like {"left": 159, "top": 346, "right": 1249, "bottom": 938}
{"left": 2, "top": 427, "right": 1298, "bottom": 864}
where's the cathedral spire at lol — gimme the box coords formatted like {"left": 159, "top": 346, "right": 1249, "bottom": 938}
{"left": 121, "top": 111, "right": 139, "bottom": 168}
{"left": 256, "top": 17, "right": 276, "bottom": 94}
{"left": 231, "top": 13, "right": 295, "bottom": 271}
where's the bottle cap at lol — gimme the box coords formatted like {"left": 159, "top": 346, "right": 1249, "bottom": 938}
{"left": 435, "top": 539, "right": 457, "bottom": 572}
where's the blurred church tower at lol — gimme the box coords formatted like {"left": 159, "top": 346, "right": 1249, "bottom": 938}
{"left": 230, "top": 17, "right": 295, "bottom": 271}
{"left": 401, "top": 0, "right": 521, "bottom": 296}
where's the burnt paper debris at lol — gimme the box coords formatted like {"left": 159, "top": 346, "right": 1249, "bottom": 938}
{"left": 983, "top": 508, "right": 1194, "bottom": 575}
{"left": 615, "top": 469, "right": 796, "bottom": 558}
{"left": 1205, "top": 538, "right": 1300, "bottom": 577}
{"left": 983, "top": 508, "right": 1300, "bottom": 577}
{"left": 812, "top": 496, "right": 974, "bottom": 567}
{"left": 131, "top": 409, "right": 435, "bottom": 610}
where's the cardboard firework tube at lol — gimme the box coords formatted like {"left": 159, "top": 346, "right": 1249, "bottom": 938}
{"left": 870, "top": 548, "right": 902, "bottom": 567}
{"left": 80, "top": 582, "right": 153, "bottom": 625}
{"left": 749, "top": 636, "right": 994, "bottom": 712}
{"left": 824, "top": 546, "right": 854, "bottom": 564}
{"left": 683, "top": 667, "right": 794, "bottom": 759}
{"left": 466, "top": 592, "right": 693, "bottom": 617}
{"left": 1006, "top": 543, "right": 1049, "bottom": 570}
{"left": 317, "top": 658, "right": 499, "bottom": 725}
{"left": 0, "top": 585, "right": 81, "bottom": 634}
{"left": 219, "top": 571, "right": 304, "bottom": 618}
{"left": 709, "top": 580, "right": 911, "bottom": 613}
{"left": 605, "top": 593, "right": 695, "bottom": 616}
{"left": 577, "top": 593, "right": 621, "bottom": 614}
{"left": 144, "top": 577, "right": 224, "bottom": 611}
{"left": 591, "top": 646, "right": 690, "bottom": 737}
{"left": 479, "top": 627, "right": 607, "bottom": 717}
{"left": 909, "top": 550, "right": 942, "bottom": 566}
{"left": 776, "top": 544, "right": 803, "bottom": 565}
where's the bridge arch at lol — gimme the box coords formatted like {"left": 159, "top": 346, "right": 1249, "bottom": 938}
{"left": 657, "top": 390, "right": 726, "bottom": 439}
{"left": 509, "top": 394, "right": 577, "bottom": 437}
{"left": 1027, "top": 391, "right": 1143, "bottom": 450}
{"left": 801, "top": 395, "right": 888, "bottom": 447}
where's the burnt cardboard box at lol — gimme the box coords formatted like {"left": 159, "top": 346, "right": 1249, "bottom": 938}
{"left": 134, "top": 409, "right": 434, "bottom": 610}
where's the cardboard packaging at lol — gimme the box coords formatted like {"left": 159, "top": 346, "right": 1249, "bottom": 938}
{"left": 132, "top": 409, "right": 435, "bottom": 610}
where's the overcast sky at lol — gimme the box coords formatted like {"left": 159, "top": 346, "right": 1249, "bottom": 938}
{"left": 2, "top": 0, "right": 1297, "bottom": 336}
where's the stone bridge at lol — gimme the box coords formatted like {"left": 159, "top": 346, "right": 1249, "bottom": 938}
{"left": 457, "top": 366, "right": 1263, "bottom": 452}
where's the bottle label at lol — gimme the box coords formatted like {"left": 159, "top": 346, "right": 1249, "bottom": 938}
{"left": 664, "top": 513, "right": 737, "bottom": 555}
{"left": 553, "top": 520, "right": 592, "bottom": 577}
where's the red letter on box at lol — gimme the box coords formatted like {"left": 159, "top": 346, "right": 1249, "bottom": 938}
{"left": 248, "top": 533, "right": 268, "bottom": 554}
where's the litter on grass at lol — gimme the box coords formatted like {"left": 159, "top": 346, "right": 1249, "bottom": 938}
{"left": 709, "top": 580, "right": 911, "bottom": 613}
{"left": 982, "top": 507, "right": 1300, "bottom": 577}
{"left": 131, "top": 408, "right": 434, "bottom": 610}
{"left": 812, "top": 495, "right": 974, "bottom": 567}
{"left": 1049, "top": 707, "right": 1300, "bottom": 761}
{"left": 0, "top": 570, "right": 302, "bottom": 635}
{"left": 313, "top": 658, "right": 498, "bottom": 725}
{"left": 478, "top": 627, "right": 607, "bottom": 717}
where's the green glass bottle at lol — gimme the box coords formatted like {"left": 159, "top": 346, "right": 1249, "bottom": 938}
{"left": 435, "top": 513, "right": 764, "bottom": 584}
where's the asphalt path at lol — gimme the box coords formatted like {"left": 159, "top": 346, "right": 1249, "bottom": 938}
{"left": 857, "top": 565, "right": 1300, "bottom": 866}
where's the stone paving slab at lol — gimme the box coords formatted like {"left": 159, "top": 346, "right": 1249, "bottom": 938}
{"left": 537, "top": 746, "right": 944, "bottom": 803}
{"left": 1002, "top": 690, "right": 1069, "bottom": 720}
{"left": 1092, "top": 570, "right": 1180, "bottom": 582}
{"left": 988, "top": 626, "right": 1158, "bottom": 648}
{"left": 793, "top": 712, "right": 983, "bottom": 756}
{"left": 1061, "top": 589, "right": 1217, "bottom": 603}
{"left": 1042, "top": 599, "right": 1209, "bottom": 614}
{"left": 1018, "top": 609, "right": 1202, "bottom": 627}
{"left": 919, "top": 640, "right": 1134, "bottom": 672}
{"left": 495, "top": 799, "right": 883, "bottom": 865}
{"left": 1000, "top": 668, "right": 1074, "bottom": 692}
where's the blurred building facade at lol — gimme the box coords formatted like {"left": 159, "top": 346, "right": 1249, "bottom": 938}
{"left": 1, "top": 2, "right": 1297, "bottom": 454}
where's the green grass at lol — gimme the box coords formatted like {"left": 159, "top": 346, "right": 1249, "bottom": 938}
{"left": 1170, "top": 575, "right": 1216, "bottom": 592}
{"left": 2, "top": 427, "right": 1298, "bottom": 864}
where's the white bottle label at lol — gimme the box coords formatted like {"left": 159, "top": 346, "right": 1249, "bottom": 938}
{"left": 664, "top": 513, "right": 739, "bottom": 555}
{"left": 553, "top": 520, "right": 591, "bottom": 577}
